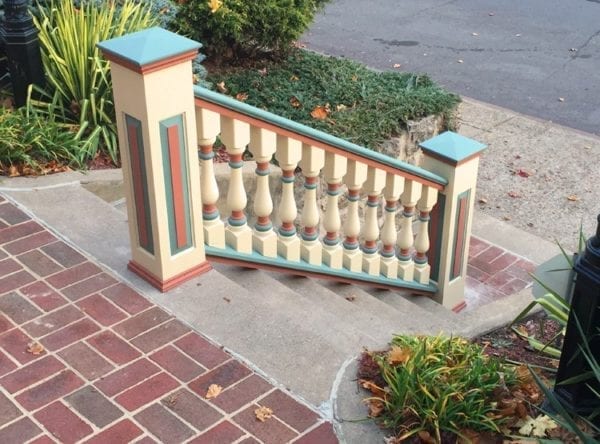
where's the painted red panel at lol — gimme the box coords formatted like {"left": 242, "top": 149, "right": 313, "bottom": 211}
{"left": 167, "top": 125, "right": 187, "bottom": 249}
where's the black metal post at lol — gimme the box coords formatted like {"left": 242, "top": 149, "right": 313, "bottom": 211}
{"left": 554, "top": 214, "right": 600, "bottom": 418}
{"left": 0, "top": 0, "right": 44, "bottom": 107}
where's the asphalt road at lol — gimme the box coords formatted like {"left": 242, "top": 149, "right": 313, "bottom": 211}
{"left": 303, "top": 0, "right": 600, "bottom": 135}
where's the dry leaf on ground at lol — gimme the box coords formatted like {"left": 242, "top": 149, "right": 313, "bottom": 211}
{"left": 310, "top": 105, "right": 330, "bottom": 120}
{"left": 516, "top": 169, "right": 534, "bottom": 178}
{"left": 393, "top": 63, "right": 401, "bottom": 68}
{"left": 235, "top": 92, "right": 248, "bottom": 102}
{"left": 216, "top": 81, "right": 227, "bottom": 93}
{"left": 387, "top": 346, "right": 410, "bottom": 365}
{"left": 567, "top": 195, "right": 580, "bottom": 202}
{"left": 359, "top": 379, "right": 387, "bottom": 398}
{"left": 508, "top": 191, "right": 522, "bottom": 198}
{"left": 255, "top": 406, "right": 273, "bottom": 422}
{"left": 366, "top": 399, "right": 384, "bottom": 417}
{"left": 27, "top": 342, "right": 45, "bottom": 355}
{"left": 290, "top": 96, "right": 301, "bottom": 108}
{"left": 517, "top": 415, "right": 558, "bottom": 437}
{"left": 205, "top": 384, "right": 223, "bottom": 399}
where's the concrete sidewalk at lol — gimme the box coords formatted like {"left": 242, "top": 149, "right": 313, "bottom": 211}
{"left": 0, "top": 97, "right": 596, "bottom": 443}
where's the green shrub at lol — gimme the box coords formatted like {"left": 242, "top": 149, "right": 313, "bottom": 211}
{"left": 175, "top": 0, "right": 330, "bottom": 61}
{"left": 32, "top": 0, "right": 157, "bottom": 164}
{"left": 0, "top": 92, "right": 94, "bottom": 172}
{"left": 370, "top": 334, "right": 515, "bottom": 442}
{"left": 210, "top": 50, "right": 460, "bottom": 150}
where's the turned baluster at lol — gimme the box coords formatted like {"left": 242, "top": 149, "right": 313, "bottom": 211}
{"left": 220, "top": 116, "right": 252, "bottom": 253}
{"left": 299, "top": 144, "right": 325, "bottom": 265}
{"left": 342, "top": 160, "right": 367, "bottom": 272}
{"left": 322, "top": 152, "right": 348, "bottom": 269}
{"left": 196, "top": 107, "right": 225, "bottom": 248}
{"left": 362, "top": 167, "right": 386, "bottom": 275}
{"left": 397, "top": 180, "right": 422, "bottom": 280}
{"left": 249, "top": 127, "right": 277, "bottom": 257}
{"left": 380, "top": 174, "right": 404, "bottom": 278}
{"left": 276, "top": 135, "right": 302, "bottom": 261}
{"left": 413, "top": 186, "right": 438, "bottom": 284}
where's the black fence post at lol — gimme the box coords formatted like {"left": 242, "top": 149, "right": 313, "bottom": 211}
{"left": 554, "top": 214, "right": 600, "bottom": 419}
{"left": 0, "top": 0, "right": 45, "bottom": 107}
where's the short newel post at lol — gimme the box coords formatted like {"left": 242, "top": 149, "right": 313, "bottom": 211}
{"left": 420, "top": 132, "right": 486, "bottom": 311}
{"left": 98, "top": 28, "right": 211, "bottom": 291}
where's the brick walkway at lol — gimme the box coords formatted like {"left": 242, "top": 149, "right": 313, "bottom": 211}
{"left": 0, "top": 195, "right": 337, "bottom": 444}
{"left": 465, "top": 236, "right": 536, "bottom": 310}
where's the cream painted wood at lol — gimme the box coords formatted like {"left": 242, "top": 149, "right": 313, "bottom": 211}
{"left": 321, "top": 152, "right": 347, "bottom": 269}
{"left": 397, "top": 180, "right": 423, "bottom": 281}
{"left": 361, "top": 167, "right": 385, "bottom": 275}
{"left": 196, "top": 107, "right": 220, "bottom": 146}
{"left": 413, "top": 186, "right": 438, "bottom": 284}
{"left": 342, "top": 160, "right": 367, "bottom": 272}
{"left": 421, "top": 154, "right": 482, "bottom": 309}
{"left": 276, "top": 136, "right": 302, "bottom": 261}
{"left": 220, "top": 116, "right": 250, "bottom": 154}
{"left": 249, "top": 127, "right": 277, "bottom": 161}
{"left": 200, "top": 152, "right": 225, "bottom": 248}
{"left": 380, "top": 174, "right": 404, "bottom": 278}
{"left": 300, "top": 145, "right": 325, "bottom": 265}
{"left": 109, "top": 58, "right": 206, "bottom": 285}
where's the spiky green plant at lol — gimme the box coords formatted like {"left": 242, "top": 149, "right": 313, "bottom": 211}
{"left": 372, "top": 334, "right": 515, "bottom": 442}
{"left": 32, "top": 0, "right": 157, "bottom": 164}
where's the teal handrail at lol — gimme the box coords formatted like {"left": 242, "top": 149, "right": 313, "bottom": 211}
{"left": 193, "top": 86, "right": 448, "bottom": 188}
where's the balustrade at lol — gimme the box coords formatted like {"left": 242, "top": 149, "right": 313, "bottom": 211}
{"left": 100, "top": 26, "right": 488, "bottom": 308}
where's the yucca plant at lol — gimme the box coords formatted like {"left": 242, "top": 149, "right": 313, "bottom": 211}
{"left": 370, "top": 334, "right": 515, "bottom": 442}
{"left": 32, "top": 0, "right": 157, "bottom": 164}
{"left": 511, "top": 228, "right": 587, "bottom": 358}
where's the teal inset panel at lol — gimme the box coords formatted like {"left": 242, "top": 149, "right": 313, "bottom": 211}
{"left": 429, "top": 194, "right": 446, "bottom": 282}
{"left": 160, "top": 114, "right": 193, "bottom": 255}
{"left": 125, "top": 114, "right": 154, "bottom": 255}
{"left": 450, "top": 190, "right": 471, "bottom": 280}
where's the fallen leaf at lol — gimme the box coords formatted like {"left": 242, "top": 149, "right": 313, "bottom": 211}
{"left": 254, "top": 406, "right": 273, "bottom": 422}
{"left": 472, "top": 32, "right": 479, "bottom": 36}
{"left": 165, "top": 393, "right": 180, "bottom": 406}
{"left": 366, "top": 399, "right": 384, "bottom": 418}
{"left": 517, "top": 415, "right": 558, "bottom": 437}
{"left": 478, "top": 197, "right": 488, "bottom": 204}
{"left": 417, "top": 430, "right": 436, "bottom": 444}
{"left": 515, "top": 33, "right": 522, "bottom": 37}
{"left": 290, "top": 75, "right": 299, "bottom": 81}
{"left": 393, "top": 63, "right": 401, "bottom": 68}
{"left": 208, "top": 0, "right": 222, "bottom": 14}
{"left": 558, "top": 97, "right": 565, "bottom": 102}
{"left": 289, "top": 96, "right": 301, "bottom": 108}
{"left": 345, "top": 295, "right": 356, "bottom": 302}
{"left": 516, "top": 169, "right": 534, "bottom": 178}
{"left": 216, "top": 81, "right": 227, "bottom": 93}
{"left": 8, "top": 165, "right": 19, "bottom": 177}
{"left": 351, "top": 75, "right": 358, "bottom": 81}
{"left": 503, "top": 215, "right": 512, "bottom": 221}
{"left": 336, "top": 104, "right": 348, "bottom": 112}
{"left": 258, "top": 67, "right": 268, "bottom": 76}
{"left": 388, "top": 346, "right": 410, "bottom": 366}
{"left": 488, "top": 12, "right": 495, "bottom": 16}
{"left": 567, "top": 194, "right": 580, "bottom": 201}
{"left": 205, "top": 384, "right": 222, "bottom": 399}
{"left": 359, "top": 379, "right": 387, "bottom": 398}
{"left": 223, "top": 297, "right": 231, "bottom": 303}
{"left": 569, "top": 48, "right": 578, "bottom": 52}
{"left": 235, "top": 92, "right": 248, "bottom": 102}
{"left": 457, "top": 59, "right": 464, "bottom": 63}
{"left": 27, "top": 342, "right": 44, "bottom": 355}
{"left": 310, "top": 105, "right": 330, "bottom": 120}
{"left": 508, "top": 191, "right": 521, "bottom": 198}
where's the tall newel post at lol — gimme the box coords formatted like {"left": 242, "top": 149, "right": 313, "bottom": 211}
{"left": 420, "top": 132, "right": 486, "bottom": 311}
{"left": 98, "top": 28, "right": 210, "bottom": 291}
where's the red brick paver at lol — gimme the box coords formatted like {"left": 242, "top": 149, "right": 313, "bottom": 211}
{"left": 465, "top": 235, "right": 535, "bottom": 311}
{"left": 0, "top": 197, "right": 335, "bottom": 443}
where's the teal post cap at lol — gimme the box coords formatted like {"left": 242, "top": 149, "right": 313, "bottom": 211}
{"left": 419, "top": 131, "right": 487, "bottom": 165}
{"left": 97, "top": 27, "right": 201, "bottom": 69}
